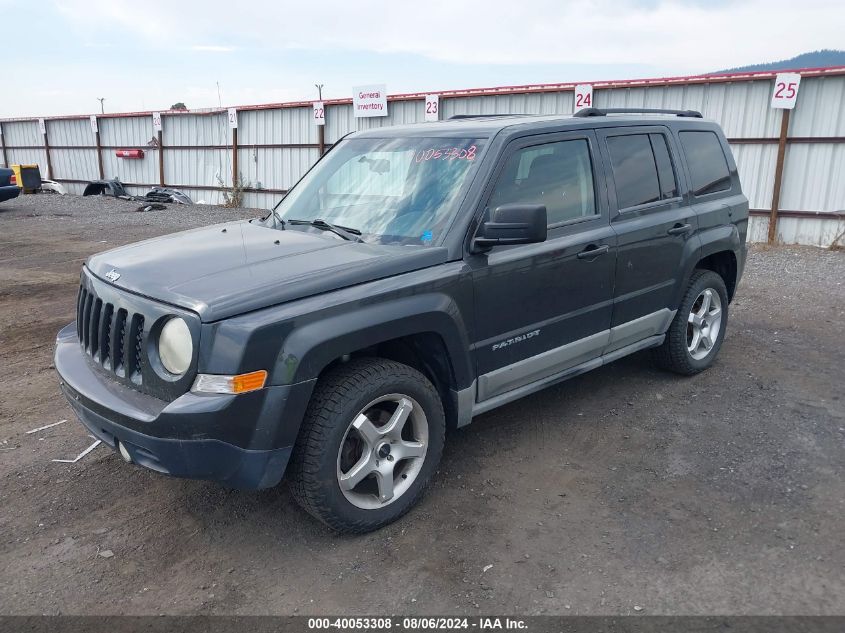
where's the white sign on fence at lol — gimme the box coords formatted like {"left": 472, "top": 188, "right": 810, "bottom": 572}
{"left": 352, "top": 84, "right": 388, "bottom": 118}
{"left": 424, "top": 94, "right": 440, "bottom": 122}
{"left": 38, "top": 118, "right": 47, "bottom": 134}
{"left": 89, "top": 115, "right": 98, "bottom": 134}
{"left": 313, "top": 102, "right": 325, "bottom": 126}
{"left": 574, "top": 84, "right": 593, "bottom": 111}
{"left": 771, "top": 73, "right": 801, "bottom": 109}
{"left": 152, "top": 112, "right": 162, "bottom": 131}
{"left": 227, "top": 108, "right": 238, "bottom": 129}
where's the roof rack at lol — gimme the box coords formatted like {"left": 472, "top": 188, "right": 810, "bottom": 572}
{"left": 448, "top": 113, "right": 533, "bottom": 120}
{"left": 573, "top": 107, "right": 703, "bottom": 118}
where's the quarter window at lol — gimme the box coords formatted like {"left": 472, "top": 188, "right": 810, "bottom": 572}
{"left": 680, "top": 131, "right": 731, "bottom": 196}
{"left": 650, "top": 134, "right": 678, "bottom": 200}
{"left": 488, "top": 139, "right": 597, "bottom": 226}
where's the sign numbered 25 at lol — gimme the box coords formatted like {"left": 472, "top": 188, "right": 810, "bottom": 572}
{"left": 771, "top": 73, "right": 801, "bottom": 109}
{"left": 574, "top": 84, "right": 593, "bottom": 111}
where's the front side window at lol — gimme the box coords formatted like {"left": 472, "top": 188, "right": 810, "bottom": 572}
{"left": 488, "top": 139, "right": 597, "bottom": 226}
{"left": 274, "top": 137, "right": 485, "bottom": 245}
{"left": 680, "top": 131, "right": 731, "bottom": 196}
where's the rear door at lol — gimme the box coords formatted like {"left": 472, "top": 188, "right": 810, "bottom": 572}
{"left": 597, "top": 126, "right": 699, "bottom": 352}
{"left": 468, "top": 130, "right": 617, "bottom": 403}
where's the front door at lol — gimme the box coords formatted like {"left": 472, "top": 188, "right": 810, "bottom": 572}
{"left": 468, "top": 131, "right": 616, "bottom": 403}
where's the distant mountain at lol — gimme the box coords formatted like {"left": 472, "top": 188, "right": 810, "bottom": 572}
{"left": 716, "top": 50, "right": 845, "bottom": 73}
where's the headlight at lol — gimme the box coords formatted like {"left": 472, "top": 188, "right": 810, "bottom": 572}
{"left": 158, "top": 317, "right": 192, "bottom": 375}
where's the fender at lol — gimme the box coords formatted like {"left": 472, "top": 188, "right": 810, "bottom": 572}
{"left": 275, "top": 292, "right": 474, "bottom": 389}
{"left": 698, "top": 223, "right": 741, "bottom": 259}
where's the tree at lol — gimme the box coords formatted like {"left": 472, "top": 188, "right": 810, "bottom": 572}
{"left": 170, "top": 102, "right": 188, "bottom": 111}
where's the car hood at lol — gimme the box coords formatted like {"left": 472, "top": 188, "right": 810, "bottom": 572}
{"left": 86, "top": 220, "right": 448, "bottom": 321}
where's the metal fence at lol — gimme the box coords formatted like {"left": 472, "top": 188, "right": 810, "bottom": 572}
{"left": 2, "top": 66, "right": 844, "bottom": 246}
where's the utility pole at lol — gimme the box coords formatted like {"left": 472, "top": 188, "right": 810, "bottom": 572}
{"left": 315, "top": 84, "right": 325, "bottom": 155}
{"left": 97, "top": 98, "right": 105, "bottom": 114}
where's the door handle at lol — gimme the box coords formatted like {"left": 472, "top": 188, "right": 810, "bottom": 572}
{"left": 667, "top": 223, "right": 693, "bottom": 236}
{"left": 577, "top": 244, "right": 610, "bottom": 259}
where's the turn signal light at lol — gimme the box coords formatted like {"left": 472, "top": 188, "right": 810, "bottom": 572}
{"left": 191, "top": 370, "right": 268, "bottom": 394}
{"left": 232, "top": 370, "right": 268, "bottom": 393}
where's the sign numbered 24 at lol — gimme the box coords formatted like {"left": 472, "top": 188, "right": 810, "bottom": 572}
{"left": 574, "top": 84, "right": 593, "bottom": 111}
{"left": 771, "top": 73, "right": 801, "bottom": 109}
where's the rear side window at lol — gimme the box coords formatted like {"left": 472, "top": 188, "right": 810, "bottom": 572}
{"left": 680, "top": 131, "right": 731, "bottom": 196}
{"left": 488, "top": 139, "right": 597, "bottom": 226}
{"left": 606, "top": 135, "right": 660, "bottom": 209}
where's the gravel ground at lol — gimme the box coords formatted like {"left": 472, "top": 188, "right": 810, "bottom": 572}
{"left": 0, "top": 194, "right": 843, "bottom": 616}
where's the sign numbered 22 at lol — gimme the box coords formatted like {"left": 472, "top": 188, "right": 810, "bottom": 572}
{"left": 574, "top": 84, "right": 593, "bottom": 111}
{"left": 424, "top": 94, "right": 439, "bottom": 122}
{"left": 313, "top": 102, "right": 325, "bottom": 126}
{"left": 152, "top": 112, "right": 162, "bottom": 132}
{"left": 771, "top": 73, "right": 801, "bottom": 109}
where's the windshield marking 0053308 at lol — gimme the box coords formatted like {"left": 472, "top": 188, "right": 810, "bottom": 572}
{"left": 272, "top": 137, "right": 486, "bottom": 246}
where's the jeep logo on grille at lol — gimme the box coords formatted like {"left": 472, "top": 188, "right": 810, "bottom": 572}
{"left": 104, "top": 269, "right": 121, "bottom": 282}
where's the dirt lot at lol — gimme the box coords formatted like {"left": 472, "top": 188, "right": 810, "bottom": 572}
{"left": 0, "top": 194, "right": 842, "bottom": 616}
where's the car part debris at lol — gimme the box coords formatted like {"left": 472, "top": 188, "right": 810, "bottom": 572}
{"left": 26, "top": 419, "right": 67, "bottom": 434}
{"left": 52, "top": 439, "right": 102, "bottom": 463}
{"left": 39, "top": 179, "right": 67, "bottom": 195}
{"left": 83, "top": 178, "right": 193, "bottom": 205}
{"left": 83, "top": 178, "right": 129, "bottom": 198}
{"left": 142, "top": 187, "right": 193, "bottom": 205}
{"left": 135, "top": 203, "right": 167, "bottom": 213}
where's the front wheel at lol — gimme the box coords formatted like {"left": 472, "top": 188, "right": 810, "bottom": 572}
{"left": 288, "top": 358, "right": 445, "bottom": 533}
{"left": 653, "top": 269, "right": 729, "bottom": 375}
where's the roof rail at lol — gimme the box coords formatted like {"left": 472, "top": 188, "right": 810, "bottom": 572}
{"left": 448, "top": 113, "right": 532, "bottom": 120}
{"left": 573, "top": 107, "right": 703, "bottom": 118}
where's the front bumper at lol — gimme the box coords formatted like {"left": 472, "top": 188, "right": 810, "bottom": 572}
{"left": 55, "top": 323, "right": 314, "bottom": 489}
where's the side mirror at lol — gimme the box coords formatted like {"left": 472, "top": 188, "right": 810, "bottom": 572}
{"left": 472, "top": 204, "right": 547, "bottom": 251}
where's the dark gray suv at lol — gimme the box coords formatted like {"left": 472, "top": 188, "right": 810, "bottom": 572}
{"left": 55, "top": 108, "right": 748, "bottom": 532}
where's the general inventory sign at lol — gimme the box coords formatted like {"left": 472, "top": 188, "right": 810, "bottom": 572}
{"left": 353, "top": 84, "right": 388, "bottom": 118}
{"left": 771, "top": 73, "right": 801, "bottom": 109}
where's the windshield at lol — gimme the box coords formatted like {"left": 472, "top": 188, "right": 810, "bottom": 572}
{"left": 274, "top": 137, "right": 486, "bottom": 245}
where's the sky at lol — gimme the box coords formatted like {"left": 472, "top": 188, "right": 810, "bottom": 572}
{"left": 3, "top": 0, "right": 843, "bottom": 118}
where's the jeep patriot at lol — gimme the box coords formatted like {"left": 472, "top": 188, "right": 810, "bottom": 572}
{"left": 55, "top": 108, "right": 748, "bottom": 532}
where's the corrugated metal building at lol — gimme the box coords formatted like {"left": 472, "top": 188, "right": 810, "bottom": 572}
{"left": 2, "top": 66, "right": 843, "bottom": 246}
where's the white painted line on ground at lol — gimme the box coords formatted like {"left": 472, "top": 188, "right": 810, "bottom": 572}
{"left": 26, "top": 420, "right": 68, "bottom": 434}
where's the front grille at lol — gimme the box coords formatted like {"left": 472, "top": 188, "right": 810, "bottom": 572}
{"left": 76, "top": 286, "right": 146, "bottom": 386}
{"left": 74, "top": 268, "right": 199, "bottom": 401}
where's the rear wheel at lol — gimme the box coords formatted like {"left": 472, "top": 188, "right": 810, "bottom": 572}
{"left": 288, "top": 358, "right": 445, "bottom": 533}
{"left": 653, "top": 269, "right": 729, "bottom": 375}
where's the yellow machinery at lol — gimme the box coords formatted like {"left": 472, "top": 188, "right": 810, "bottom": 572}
{"left": 11, "top": 164, "right": 42, "bottom": 194}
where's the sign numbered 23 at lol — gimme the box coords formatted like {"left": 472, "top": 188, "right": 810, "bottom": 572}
{"left": 771, "top": 73, "right": 801, "bottom": 110}
{"left": 574, "top": 84, "right": 593, "bottom": 111}
{"left": 424, "top": 94, "right": 439, "bottom": 122}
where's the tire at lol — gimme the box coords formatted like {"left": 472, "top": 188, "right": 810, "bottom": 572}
{"left": 653, "top": 269, "right": 729, "bottom": 376}
{"left": 288, "top": 358, "right": 445, "bottom": 533}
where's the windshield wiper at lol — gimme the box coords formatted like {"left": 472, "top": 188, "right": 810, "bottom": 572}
{"left": 286, "top": 218, "right": 364, "bottom": 242}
